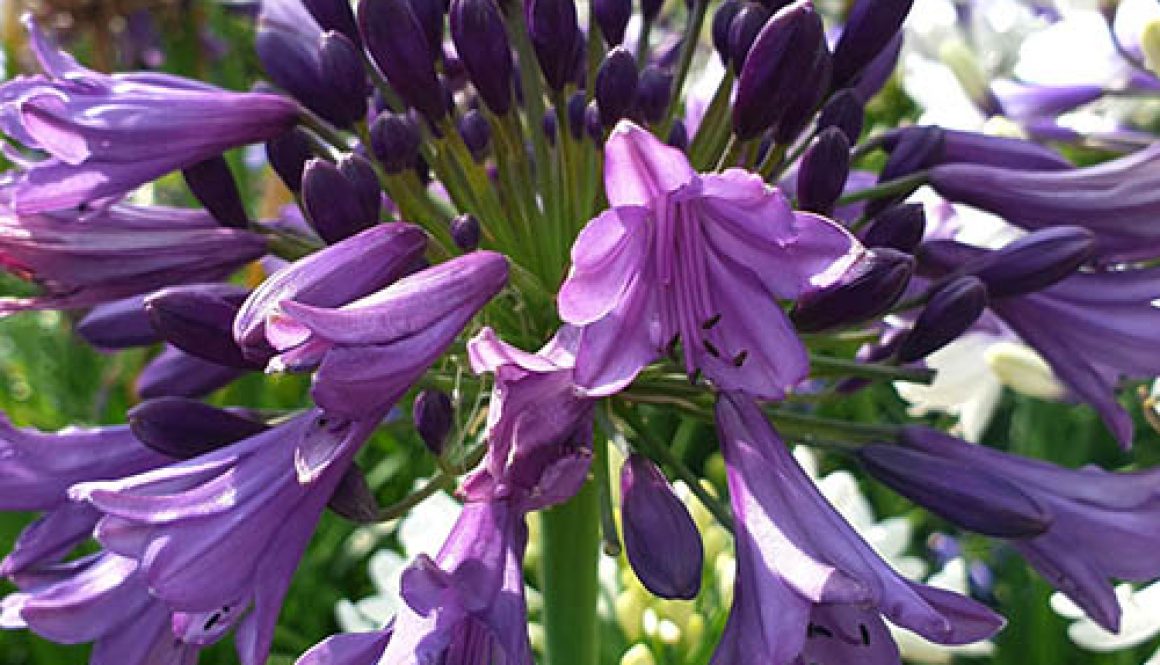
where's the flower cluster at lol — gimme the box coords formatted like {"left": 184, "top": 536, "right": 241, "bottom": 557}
{"left": 1, "top": 0, "right": 1160, "bottom": 663}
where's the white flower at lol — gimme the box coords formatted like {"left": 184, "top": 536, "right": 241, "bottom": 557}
{"left": 1052, "top": 582, "right": 1160, "bottom": 658}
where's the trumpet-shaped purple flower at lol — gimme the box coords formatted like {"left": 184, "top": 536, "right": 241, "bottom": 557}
{"left": 558, "top": 121, "right": 863, "bottom": 398}
{"left": 0, "top": 203, "right": 266, "bottom": 314}
{"left": 71, "top": 411, "right": 379, "bottom": 665}
{"left": 0, "top": 17, "right": 298, "bottom": 213}
{"left": 713, "top": 393, "right": 1003, "bottom": 665}
{"left": 897, "top": 426, "right": 1160, "bottom": 632}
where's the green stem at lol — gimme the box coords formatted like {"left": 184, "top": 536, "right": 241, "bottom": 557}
{"left": 540, "top": 477, "right": 601, "bottom": 665}
{"left": 809, "top": 353, "right": 935, "bottom": 384}
{"left": 835, "top": 171, "right": 929, "bottom": 206}
{"left": 593, "top": 429, "right": 623, "bottom": 556}
{"left": 688, "top": 71, "right": 735, "bottom": 170}
{"left": 765, "top": 408, "right": 901, "bottom": 443}
{"left": 659, "top": 0, "right": 710, "bottom": 135}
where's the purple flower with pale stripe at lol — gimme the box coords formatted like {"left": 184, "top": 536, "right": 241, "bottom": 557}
{"left": 558, "top": 121, "right": 863, "bottom": 398}
{"left": 713, "top": 393, "right": 1004, "bottom": 665}
{"left": 0, "top": 17, "right": 298, "bottom": 213}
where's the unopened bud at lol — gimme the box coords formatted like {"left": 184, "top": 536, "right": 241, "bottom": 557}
{"left": 817, "top": 89, "right": 864, "bottom": 142}
{"left": 712, "top": 0, "right": 743, "bottom": 64}
{"left": 621, "top": 454, "right": 703, "bottom": 600}
{"left": 880, "top": 127, "right": 1070, "bottom": 171}
{"left": 458, "top": 109, "right": 492, "bottom": 160}
{"left": 634, "top": 65, "right": 673, "bottom": 124}
{"left": 727, "top": 3, "right": 770, "bottom": 72}
{"left": 129, "top": 397, "right": 269, "bottom": 459}
{"left": 450, "top": 0, "right": 515, "bottom": 115}
{"left": 370, "top": 112, "right": 422, "bottom": 174}
{"left": 409, "top": 0, "right": 446, "bottom": 63}
{"left": 667, "top": 119, "right": 689, "bottom": 150}
{"left": 267, "top": 128, "right": 315, "bottom": 192}
{"left": 796, "top": 127, "right": 850, "bottom": 215}
{"left": 641, "top": 0, "right": 665, "bottom": 22}
{"left": 359, "top": 0, "right": 447, "bottom": 120}
{"left": 451, "top": 213, "right": 481, "bottom": 250}
{"left": 791, "top": 248, "right": 914, "bottom": 332}
{"left": 594, "top": 0, "right": 632, "bottom": 45}
{"left": 597, "top": 47, "right": 639, "bottom": 126}
{"left": 568, "top": 91, "right": 588, "bottom": 139}
{"left": 328, "top": 465, "right": 381, "bottom": 523}
{"left": 146, "top": 284, "right": 262, "bottom": 370}
{"left": 413, "top": 389, "right": 454, "bottom": 456}
{"left": 76, "top": 296, "right": 159, "bottom": 350}
{"left": 526, "top": 0, "right": 583, "bottom": 91}
{"left": 866, "top": 126, "right": 943, "bottom": 216}
{"left": 969, "top": 227, "right": 1095, "bottom": 299}
{"left": 304, "top": 0, "right": 361, "bottom": 46}
{"left": 183, "top": 155, "right": 249, "bottom": 229}
{"left": 859, "top": 203, "right": 926, "bottom": 252}
{"left": 319, "top": 31, "right": 371, "bottom": 127}
{"left": 831, "top": 0, "right": 915, "bottom": 89}
{"left": 897, "top": 276, "right": 988, "bottom": 362}
{"left": 302, "top": 157, "right": 380, "bottom": 243}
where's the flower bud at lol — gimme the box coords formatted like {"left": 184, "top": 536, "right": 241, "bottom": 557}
{"left": 865, "top": 125, "right": 943, "bottom": 216}
{"left": 146, "top": 284, "right": 263, "bottom": 370}
{"left": 458, "top": 110, "right": 492, "bottom": 160}
{"left": 136, "top": 347, "right": 246, "bottom": 400}
{"left": 267, "top": 128, "right": 315, "bottom": 192}
{"left": 526, "top": 0, "right": 583, "bottom": 91}
{"left": 596, "top": 47, "right": 639, "bottom": 127}
{"left": 620, "top": 454, "right": 704, "bottom": 600}
{"left": 770, "top": 45, "right": 831, "bottom": 144}
{"left": 304, "top": 0, "right": 362, "bottom": 46}
{"left": 969, "top": 227, "right": 1095, "bottom": 299}
{"left": 76, "top": 296, "right": 160, "bottom": 350}
{"left": 450, "top": 0, "right": 515, "bottom": 115}
{"left": 859, "top": 203, "right": 925, "bottom": 252}
{"left": 301, "top": 157, "right": 379, "bottom": 243}
{"left": 585, "top": 101, "right": 604, "bottom": 143}
{"left": 634, "top": 65, "right": 673, "bottom": 124}
{"left": 880, "top": 127, "right": 1070, "bottom": 171}
{"left": 817, "top": 88, "right": 864, "bottom": 142}
{"left": 409, "top": 0, "right": 446, "bottom": 63}
{"left": 319, "top": 31, "right": 371, "bottom": 127}
{"left": 897, "top": 276, "right": 988, "bottom": 363}
{"left": 413, "top": 389, "right": 454, "bottom": 456}
{"left": 370, "top": 112, "right": 422, "bottom": 174}
{"left": 711, "top": 0, "right": 742, "bottom": 64}
{"left": 641, "top": 0, "right": 665, "bottom": 22}
{"left": 791, "top": 248, "right": 914, "bottom": 332}
{"left": 328, "top": 465, "right": 380, "bottom": 523}
{"left": 667, "top": 119, "right": 689, "bottom": 150}
{"left": 567, "top": 90, "right": 588, "bottom": 139}
{"left": 732, "top": 0, "right": 826, "bottom": 140}
{"left": 831, "top": 0, "right": 915, "bottom": 89}
{"left": 853, "top": 31, "right": 902, "bottom": 101}
{"left": 451, "top": 213, "right": 481, "bottom": 250}
{"left": 182, "top": 155, "right": 249, "bottom": 229}
{"left": 359, "top": 0, "right": 447, "bottom": 120}
{"left": 857, "top": 444, "right": 1052, "bottom": 538}
{"left": 128, "top": 397, "right": 270, "bottom": 459}
{"left": 796, "top": 127, "right": 850, "bottom": 215}
{"left": 593, "top": 0, "right": 632, "bottom": 45}
{"left": 727, "top": 3, "right": 770, "bottom": 72}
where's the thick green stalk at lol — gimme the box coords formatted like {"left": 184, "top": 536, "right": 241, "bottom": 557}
{"left": 835, "top": 171, "right": 929, "bottom": 206}
{"left": 539, "top": 478, "right": 601, "bottom": 665}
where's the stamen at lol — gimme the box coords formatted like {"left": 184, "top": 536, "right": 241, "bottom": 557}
{"left": 732, "top": 350, "right": 748, "bottom": 367}
{"left": 203, "top": 612, "right": 222, "bottom": 632}
{"left": 806, "top": 623, "right": 833, "bottom": 638}
{"left": 702, "top": 339, "right": 721, "bottom": 357}
{"left": 702, "top": 314, "right": 722, "bottom": 329}
{"left": 859, "top": 623, "right": 870, "bottom": 646}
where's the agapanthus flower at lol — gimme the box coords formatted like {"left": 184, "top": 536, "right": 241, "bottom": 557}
{"left": 558, "top": 121, "right": 863, "bottom": 398}
{"left": 0, "top": 16, "right": 298, "bottom": 213}
{"left": 712, "top": 393, "right": 1003, "bottom": 664}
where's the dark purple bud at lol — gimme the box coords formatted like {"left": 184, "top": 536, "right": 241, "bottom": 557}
{"left": 817, "top": 89, "right": 865, "bottom": 142}
{"left": 641, "top": 0, "right": 665, "bottom": 22}
{"left": 712, "top": 0, "right": 742, "bottom": 64}
{"left": 732, "top": 0, "right": 826, "bottom": 140}
{"left": 791, "top": 248, "right": 914, "bottom": 332}
{"left": 409, "top": 0, "right": 447, "bottom": 63}
{"left": 568, "top": 91, "right": 587, "bottom": 139}
{"left": 328, "top": 465, "right": 380, "bottom": 523}
{"left": 319, "top": 31, "right": 371, "bottom": 127}
{"left": 145, "top": 284, "right": 262, "bottom": 370}
{"left": 136, "top": 347, "right": 246, "bottom": 399}
{"left": 831, "top": 0, "right": 915, "bottom": 89}
{"left": 859, "top": 203, "right": 926, "bottom": 252}
{"left": 770, "top": 46, "right": 831, "bottom": 144}
{"left": 667, "top": 118, "right": 689, "bottom": 150}
{"left": 370, "top": 112, "right": 422, "bottom": 174}
{"left": 880, "top": 127, "right": 1071, "bottom": 171}
{"left": 897, "top": 276, "right": 988, "bottom": 363}
{"left": 450, "top": 0, "right": 515, "bottom": 115}
{"left": 128, "top": 397, "right": 269, "bottom": 460}
{"left": 585, "top": 101, "right": 604, "bottom": 143}
{"left": 969, "top": 227, "right": 1096, "bottom": 299}
{"left": 182, "top": 155, "right": 249, "bottom": 229}
{"left": 458, "top": 109, "right": 492, "bottom": 159}
{"left": 866, "top": 126, "right": 943, "bottom": 216}
{"left": 302, "top": 158, "right": 379, "bottom": 243}
{"left": 526, "top": 0, "right": 582, "bottom": 91}
{"left": 634, "top": 65, "right": 673, "bottom": 124}
{"left": 360, "top": 0, "right": 447, "bottom": 120}
{"left": 796, "top": 127, "right": 850, "bottom": 215}
{"left": 76, "top": 296, "right": 160, "bottom": 350}
{"left": 852, "top": 31, "right": 902, "bottom": 102}
{"left": 451, "top": 213, "right": 481, "bottom": 250}
{"left": 596, "top": 47, "right": 639, "bottom": 127}
{"left": 267, "top": 128, "right": 315, "bottom": 192}
{"left": 593, "top": 0, "right": 632, "bottom": 44}
{"left": 339, "top": 154, "right": 384, "bottom": 220}
{"left": 858, "top": 444, "right": 1052, "bottom": 538}
{"left": 915, "top": 240, "right": 986, "bottom": 278}
{"left": 413, "top": 389, "right": 454, "bottom": 456}
{"left": 304, "top": 0, "right": 362, "bottom": 46}
{"left": 727, "top": 3, "right": 770, "bottom": 72}
{"left": 620, "top": 454, "right": 703, "bottom": 600}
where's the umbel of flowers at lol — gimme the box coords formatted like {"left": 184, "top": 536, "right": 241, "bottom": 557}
{"left": 1, "top": 0, "right": 1160, "bottom": 663}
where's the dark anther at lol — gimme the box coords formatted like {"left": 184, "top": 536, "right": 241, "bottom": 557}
{"left": 203, "top": 612, "right": 222, "bottom": 632}
{"left": 317, "top": 416, "right": 330, "bottom": 427}
{"left": 702, "top": 339, "right": 721, "bottom": 357}
{"left": 701, "top": 314, "right": 722, "bottom": 329}
{"left": 806, "top": 622, "right": 833, "bottom": 639}
{"left": 732, "top": 350, "right": 748, "bottom": 367}
{"left": 859, "top": 623, "right": 870, "bottom": 646}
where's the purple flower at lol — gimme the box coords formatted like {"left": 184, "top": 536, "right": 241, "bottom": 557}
{"left": 712, "top": 393, "right": 1004, "bottom": 664}
{"left": 897, "top": 426, "right": 1160, "bottom": 632}
{"left": 558, "top": 121, "right": 864, "bottom": 398}
{"left": 0, "top": 17, "right": 298, "bottom": 213}
{"left": 71, "top": 411, "right": 379, "bottom": 665}
{"left": 0, "top": 203, "right": 266, "bottom": 314}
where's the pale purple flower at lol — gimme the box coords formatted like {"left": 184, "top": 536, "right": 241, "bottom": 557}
{"left": 0, "top": 203, "right": 266, "bottom": 314}
{"left": 0, "top": 16, "right": 298, "bottom": 213}
{"left": 558, "top": 121, "right": 863, "bottom": 398}
{"left": 713, "top": 393, "right": 1004, "bottom": 664}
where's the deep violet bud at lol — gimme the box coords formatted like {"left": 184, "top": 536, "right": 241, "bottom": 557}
{"left": 732, "top": 0, "right": 826, "bottom": 140}
{"left": 328, "top": 465, "right": 380, "bottom": 523}
{"left": 593, "top": 0, "right": 632, "bottom": 44}
{"left": 641, "top": 0, "right": 665, "bottom": 22}
{"left": 75, "top": 296, "right": 161, "bottom": 350}
{"left": 712, "top": 0, "right": 742, "bottom": 64}
{"left": 859, "top": 203, "right": 926, "bottom": 252}
{"left": 526, "top": 0, "right": 582, "bottom": 91}
{"left": 897, "top": 276, "right": 989, "bottom": 363}
{"left": 319, "top": 31, "right": 371, "bottom": 127}
{"left": 727, "top": 3, "right": 770, "bottom": 72}
{"left": 304, "top": 0, "right": 362, "bottom": 45}
{"left": 451, "top": 213, "right": 482, "bottom": 250}
{"left": 969, "top": 227, "right": 1096, "bottom": 299}
{"left": 359, "top": 0, "right": 447, "bottom": 120}
{"left": 458, "top": 110, "right": 492, "bottom": 160}
{"left": 266, "top": 128, "right": 315, "bottom": 192}
{"left": 585, "top": 102, "right": 604, "bottom": 143}
{"left": 145, "top": 284, "right": 262, "bottom": 370}
{"left": 301, "top": 157, "right": 380, "bottom": 243}
{"left": 567, "top": 91, "right": 588, "bottom": 139}
{"left": 413, "top": 389, "right": 454, "bottom": 456}
{"left": 409, "top": 0, "right": 447, "bottom": 63}
{"left": 770, "top": 45, "right": 831, "bottom": 144}
{"left": 791, "top": 248, "right": 914, "bottom": 332}
{"left": 128, "top": 397, "right": 270, "bottom": 459}
{"left": 796, "top": 127, "right": 851, "bottom": 215}
{"left": 865, "top": 126, "right": 943, "bottom": 216}
{"left": 667, "top": 119, "right": 689, "bottom": 150}
{"left": 634, "top": 65, "right": 673, "bottom": 124}
{"left": 450, "top": 0, "right": 515, "bottom": 115}
{"left": 620, "top": 454, "right": 704, "bottom": 600}
{"left": 880, "top": 127, "right": 1072, "bottom": 172}
{"left": 136, "top": 347, "right": 246, "bottom": 399}
{"left": 370, "top": 112, "right": 422, "bottom": 174}
{"left": 182, "top": 155, "right": 249, "bottom": 229}
{"left": 857, "top": 444, "right": 1052, "bottom": 538}
{"left": 817, "top": 89, "right": 865, "bottom": 142}
{"left": 830, "top": 0, "right": 915, "bottom": 89}
{"left": 596, "top": 47, "right": 639, "bottom": 127}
